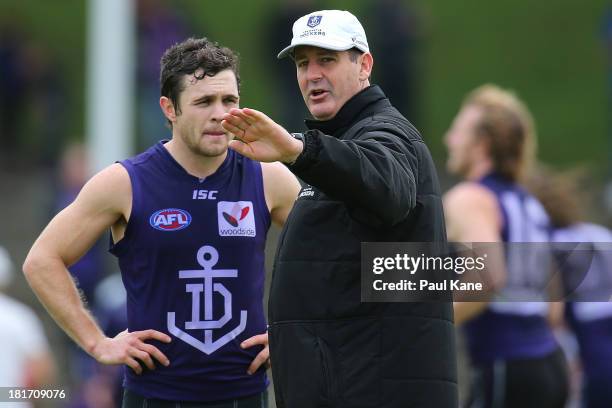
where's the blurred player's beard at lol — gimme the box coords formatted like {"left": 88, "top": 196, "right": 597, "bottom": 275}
{"left": 446, "top": 138, "right": 479, "bottom": 178}
{"left": 447, "top": 155, "right": 473, "bottom": 178}
{"left": 446, "top": 155, "right": 464, "bottom": 176}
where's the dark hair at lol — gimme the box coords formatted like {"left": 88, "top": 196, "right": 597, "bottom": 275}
{"left": 347, "top": 47, "right": 363, "bottom": 63}
{"left": 160, "top": 37, "right": 240, "bottom": 121}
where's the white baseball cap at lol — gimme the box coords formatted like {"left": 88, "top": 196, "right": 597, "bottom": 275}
{"left": 277, "top": 10, "right": 370, "bottom": 59}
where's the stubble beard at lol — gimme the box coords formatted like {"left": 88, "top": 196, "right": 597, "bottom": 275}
{"left": 183, "top": 132, "right": 229, "bottom": 158}
{"left": 447, "top": 155, "right": 469, "bottom": 178}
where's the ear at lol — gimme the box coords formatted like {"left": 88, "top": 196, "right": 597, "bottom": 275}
{"left": 359, "top": 52, "right": 374, "bottom": 81}
{"left": 473, "top": 129, "right": 492, "bottom": 158}
{"left": 160, "top": 96, "right": 177, "bottom": 123}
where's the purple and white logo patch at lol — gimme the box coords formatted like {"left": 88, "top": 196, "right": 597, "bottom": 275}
{"left": 307, "top": 15, "right": 322, "bottom": 28}
{"left": 150, "top": 208, "right": 192, "bottom": 231}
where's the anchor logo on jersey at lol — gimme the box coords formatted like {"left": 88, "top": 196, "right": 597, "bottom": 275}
{"left": 167, "top": 245, "right": 247, "bottom": 354}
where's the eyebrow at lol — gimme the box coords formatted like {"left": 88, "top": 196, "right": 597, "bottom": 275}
{"left": 191, "top": 93, "right": 239, "bottom": 104}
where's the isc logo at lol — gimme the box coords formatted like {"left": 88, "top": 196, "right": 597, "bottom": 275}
{"left": 192, "top": 190, "right": 218, "bottom": 200}
{"left": 150, "top": 208, "right": 192, "bottom": 231}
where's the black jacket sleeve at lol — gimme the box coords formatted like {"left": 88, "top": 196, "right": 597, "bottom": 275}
{"left": 288, "top": 124, "right": 418, "bottom": 228}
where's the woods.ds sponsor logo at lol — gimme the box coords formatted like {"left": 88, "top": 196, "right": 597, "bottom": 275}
{"left": 217, "top": 201, "right": 256, "bottom": 237}
{"left": 150, "top": 208, "right": 192, "bottom": 231}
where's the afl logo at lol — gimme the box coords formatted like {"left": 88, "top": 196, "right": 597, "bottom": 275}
{"left": 150, "top": 208, "right": 192, "bottom": 231}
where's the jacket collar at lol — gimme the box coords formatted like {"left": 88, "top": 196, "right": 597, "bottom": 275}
{"left": 304, "top": 85, "right": 388, "bottom": 136}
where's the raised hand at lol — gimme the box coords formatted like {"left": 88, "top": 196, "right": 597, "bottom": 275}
{"left": 221, "top": 108, "right": 303, "bottom": 163}
{"left": 90, "top": 329, "right": 172, "bottom": 375}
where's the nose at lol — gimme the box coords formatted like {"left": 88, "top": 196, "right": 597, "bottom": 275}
{"left": 210, "top": 101, "right": 227, "bottom": 122}
{"left": 305, "top": 62, "right": 323, "bottom": 82}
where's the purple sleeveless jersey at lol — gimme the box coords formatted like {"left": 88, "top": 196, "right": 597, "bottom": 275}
{"left": 110, "top": 142, "right": 270, "bottom": 401}
{"left": 554, "top": 223, "right": 612, "bottom": 382}
{"left": 464, "top": 173, "right": 558, "bottom": 364}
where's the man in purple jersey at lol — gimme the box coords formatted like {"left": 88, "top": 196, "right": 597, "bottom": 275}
{"left": 23, "top": 38, "right": 300, "bottom": 407}
{"left": 443, "top": 84, "right": 568, "bottom": 407}
{"left": 529, "top": 169, "right": 612, "bottom": 408}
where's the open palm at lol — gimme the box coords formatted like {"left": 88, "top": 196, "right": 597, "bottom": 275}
{"left": 222, "top": 108, "right": 302, "bottom": 163}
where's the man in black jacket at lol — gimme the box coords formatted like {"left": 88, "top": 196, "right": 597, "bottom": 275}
{"left": 222, "top": 10, "right": 457, "bottom": 408}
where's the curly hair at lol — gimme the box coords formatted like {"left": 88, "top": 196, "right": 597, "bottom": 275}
{"left": 160, "top": 37, "right": 240, "bottom": 123}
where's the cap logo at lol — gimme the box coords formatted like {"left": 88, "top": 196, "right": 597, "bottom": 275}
{"left": 307, "top": 15, "right": 322, "bottom": 28}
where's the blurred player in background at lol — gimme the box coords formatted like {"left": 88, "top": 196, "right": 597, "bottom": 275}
{"left": 443, "top": 84, "right": 568, "bottom": 407}
{"left": 529, "top": 168, "right": 612, "bottom": 408}
{"left": 23, "top": 37, "right": 300, "bottom": 407}
{"left": 0, "top": 246, "right": 56, "bottom": 405}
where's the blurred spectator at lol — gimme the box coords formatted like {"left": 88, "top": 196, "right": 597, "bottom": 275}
{"left": 49, "top": 144, "right": 127, "bottom": 408}
{"left": 23, "top": 43, "right": 67, "bottom": 168}
{"left": 68, "top": 273, "right": 127, "bottom": 408}
{"left": 136, "top": 0, "right": 192, "bottom": 149}
{"left": 0, "top": 19, "right": 29, "bottom": 162}
{"left": 264, "top": 0, "right": 314, "bottom": 131}
{"left": 92, "top": 273, "right": 128, "bottom": 407}
{"left": 51, "top": 143, "right": 117, "bottom": 407}
{"left": 365, "top": 0, "right": 423, "bottom": 126}
{"left": 53, "top": 143, "right": 108, "bottom": 304}
{"left": 0, "top": 17, "right": 67, "bottom": 170}
{"left": 602, "top": 7, "right": 612, "bottom": 218}
{"left": 604, "top": 6, "right": 612, "bottom": 115}
{"left": 0, "top": 246, "right": 56, "bottom": 402}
